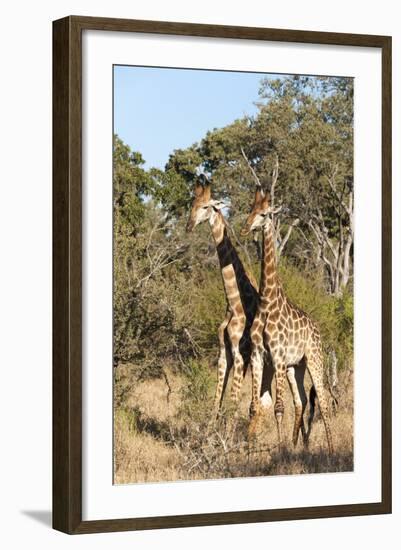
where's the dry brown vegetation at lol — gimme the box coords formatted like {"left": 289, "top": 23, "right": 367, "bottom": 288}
{"left": 114, "top": 364, "right": 353, "bottom": 484}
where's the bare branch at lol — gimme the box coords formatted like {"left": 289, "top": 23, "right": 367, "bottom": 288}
{"left": 184, "top": 328, "right": 202, "bottom": 356}
{"left": 308, "top": 220, "right": 324, "bottom": 246}
{"left": 136, "top": 256, "right": 182, "bottom": 288}
{"left": 161, "top": 368, "right": 172, "bottom": 404}
{"left": 348, "top": 193, "right": 354, "bottom": 235}
{"left": 225, "top": 219, "right": 255, "bottom": 273}
{"left": 270, "top": 153, "right": 279, "bottom": 207}
{"left": 340, "top": 231, "right": 353, "bottom": 289}
{"left": 277, "top": 218, "right": 300, "bottom": 257}
{"left": 326, "top": 168, "right": 353, "bottom": 217}
{"left": 275, "top": 217, "right": 281, "bottom": 236}
{"left": 308, "top": 220, "right": 338, "bottom": 292}
{"left": 240, "top": 147, "right": 262, "bottom": 187}
{"left": 313, "top": 211, "right": 339, "bottom": 262}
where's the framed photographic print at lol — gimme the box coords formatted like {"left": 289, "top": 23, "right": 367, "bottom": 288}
{"left": 53, "top": 16, "right": 392, "bottom": 534}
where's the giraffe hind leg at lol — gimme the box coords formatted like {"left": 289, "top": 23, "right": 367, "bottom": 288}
{"left": 305, "top": 351, "right": 334, "bottom": 454}
{"left": 286, "top": 359, "right": 308, "bottom": 448}
{"left": 295, "top": 358, "right": 309, "bottom": 447}
{"left": 247, "top": 350, "right": 273, "bottom": 439}
{"left": 305, "top": 384, "right": 316, "bottom": 446}
{"left": 259, "top": 351, "right": 274, "bottom": 410}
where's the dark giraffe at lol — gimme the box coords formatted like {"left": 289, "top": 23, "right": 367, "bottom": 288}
{"left": 186, "top": 179, "right": 259, "bottom": 415}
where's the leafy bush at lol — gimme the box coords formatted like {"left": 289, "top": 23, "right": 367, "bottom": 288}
{"left": 279, "top": 259, "right": 353, "bottom": 369}
{"left": 179, "top": 359, "right": 215, "bottom": 423}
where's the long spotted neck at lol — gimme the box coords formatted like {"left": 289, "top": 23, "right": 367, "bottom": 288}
{"left": 209, "top": 210, "right": 256, "bottom": 313}
{"left": 209, "top": 210, "right": 226, "bottom": 246}
{"left": 260, "top": 223, "right": 280, "bottom": 300}
{"left": 209, "top": 210, "right": 235, "bottom": 273}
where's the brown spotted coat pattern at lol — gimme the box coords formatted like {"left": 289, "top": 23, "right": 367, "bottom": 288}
{"left": 242, "top": 188, "right": 333, "bottom": 452}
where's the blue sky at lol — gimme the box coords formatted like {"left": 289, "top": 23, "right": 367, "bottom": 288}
{"left": 113, "top": 65, "right": 277, "bottom": 170}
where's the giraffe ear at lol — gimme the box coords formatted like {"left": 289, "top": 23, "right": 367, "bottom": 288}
{"left": 254, "top": 185, "right": 265, "bottom": 204}
{"left": 203, "top": 183, "right": 211, "bottom": 201}
{"left": 261, "top": 190, "right": 271, "bottom": 209}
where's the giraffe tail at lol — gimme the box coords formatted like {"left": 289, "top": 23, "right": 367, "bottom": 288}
{"left": 304, "top": 385, "right": 316, "bottom": 446}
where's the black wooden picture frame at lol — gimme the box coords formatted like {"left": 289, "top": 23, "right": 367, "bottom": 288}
{"left": 53, "top": 15, "right": 392, "bottom": 534}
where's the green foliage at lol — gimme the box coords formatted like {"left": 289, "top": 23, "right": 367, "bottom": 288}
{"left": 115, "top": 406, "right": 138, "bottom": 435}
{"left": 113, "top": 134, "right": 155, "bottom": 230}
{"left": 179, "top": 359, "right": 215, "bottom": 423}
{"left": 150, "top": 167, "right": 191, "bottom": 216}
{"left": 114, "top": 202, "right": 195, "bottom": 371}
{"left": 200, "top": 119, "right": 249, "bottom": 172}
{"left": 165, "top": 146, "right": 202, "bottom": 182}
{"left": 189, "top": 269, "right": 227, "bottom": 350}
{"left": 334, "top": 290, "right": 354, "bottom": 364}
{"left": 279, "top": 259, "right": 353, "bottom": 368}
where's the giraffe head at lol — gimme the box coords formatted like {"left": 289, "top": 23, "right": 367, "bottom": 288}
{"left": 241, "top": 186, "right": 281, "bottom": 236}
{"left": 186, "top": 177, "right": 226, "bottom": 232}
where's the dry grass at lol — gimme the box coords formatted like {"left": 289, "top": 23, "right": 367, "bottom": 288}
{"left": 114, "top": 365, "right": 353, "bottom": 484}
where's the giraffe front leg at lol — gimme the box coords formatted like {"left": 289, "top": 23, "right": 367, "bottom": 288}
{"left": 213, "top": 310, "right": 232, "bottom": 420}
{"left": 247, "top": 343, "right": 265, "bottom": 438}
{"left": 248, "top": 311, "right": 266, "bottom": 417}
{"left": 228, "top": 317, "right": 246, "bottom": 406}
{"left": 260, "top": 351, "right": 274, "bottom": 410}
{"left": 274, "top": 361, "right": 287, "bottom": 450}
{"left": 247, "top": 312, "right": 267, "bottom": 437}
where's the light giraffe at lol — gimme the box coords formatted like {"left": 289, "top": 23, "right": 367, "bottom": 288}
{"left": 241, "top": 186, "right": 333, "bottom": 452}
{"left": 186, "top": 179, "right": 259, "bottom": 414}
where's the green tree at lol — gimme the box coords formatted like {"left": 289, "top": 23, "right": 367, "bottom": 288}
{"left": 162, "top": 75, "right": 354, "bottom": 295}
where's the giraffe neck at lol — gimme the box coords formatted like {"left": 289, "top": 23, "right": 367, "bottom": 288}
{"left": 209, "top": 211, "right": 257, "bottom": 316}
{"left": 209, "top": 210, "right": 236, "bottom": 272}
{"left": 209, "top": 210, "right": 226, "bottom": 245}
{"left": 260, "top": 223, "right": 280, "bottom": 300}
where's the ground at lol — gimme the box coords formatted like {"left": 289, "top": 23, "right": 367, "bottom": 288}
{"left": 114, "top": 365, "right": 353, "bottom": 484}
